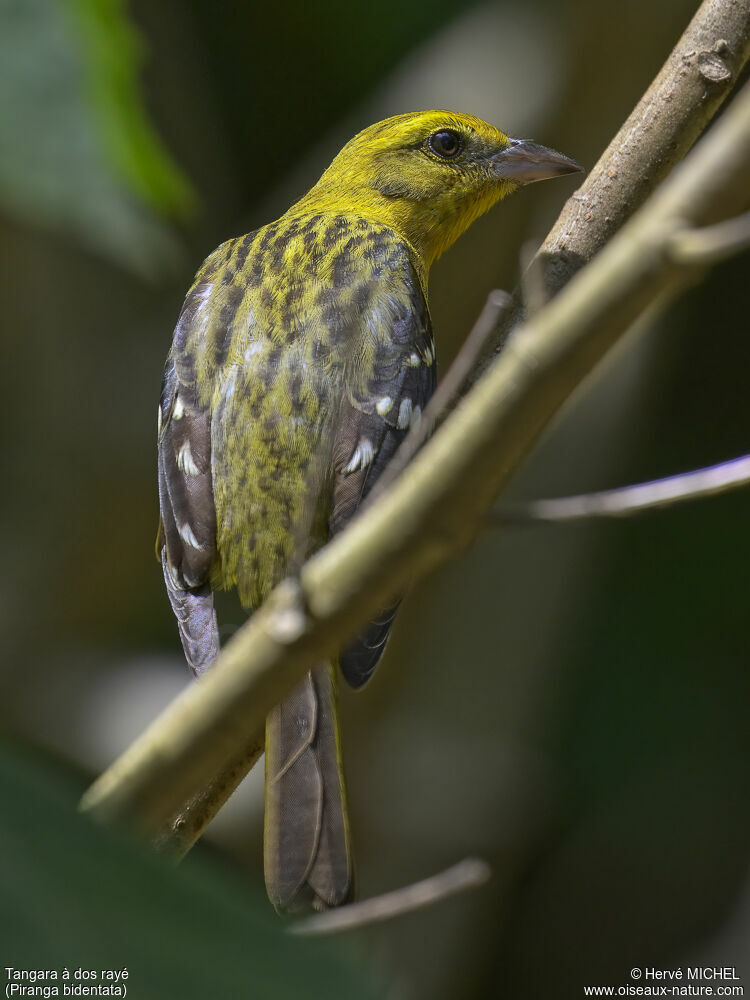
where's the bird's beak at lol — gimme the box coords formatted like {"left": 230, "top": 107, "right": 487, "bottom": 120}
{"left": 491, "top": 139, "right": 583, "bottom": 185}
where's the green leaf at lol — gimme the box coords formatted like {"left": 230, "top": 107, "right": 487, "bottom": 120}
{"left": 64, "top": 0, "right": 193, "bottom": 218}
{"left": 0, "top": 0, "right": 193, "bottom": 276}
{"left": 0, "top": 744, "right": 381, "bottom": 999}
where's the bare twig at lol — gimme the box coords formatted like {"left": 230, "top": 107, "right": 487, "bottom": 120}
{"left": 667, "top": 209, "right": 750, "bottom": 265}
{"left": 288, "top": 858, "right": 491, "bottom": 936}
{"left": 532, "top": 0, "right": 750, "bottom": 301}
{"left": 79, "top": 79, "right": 750, "bottom": 840}
{"left": 497, "top": 454, "right": 750, "bottom": 524}
{"left": 476, "top": 0, "right": 750, "bottom": 371}
{"left": 519, "top": 238, "right": 547, "bottom": 319}
{"left": 153, "top": 736, "right": 263, "bottom": 858}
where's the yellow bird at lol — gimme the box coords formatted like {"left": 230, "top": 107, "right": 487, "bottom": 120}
{"left": 156, "top": 110, "right": 581, "bottom": 910}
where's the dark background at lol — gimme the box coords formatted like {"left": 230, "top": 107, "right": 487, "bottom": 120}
{"left": 2, "top": 0, "right": 749, "bottom": 996}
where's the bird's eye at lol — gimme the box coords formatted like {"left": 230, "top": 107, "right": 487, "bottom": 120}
{"left": 427, "top": 129, "right": 462, "bottom": 159}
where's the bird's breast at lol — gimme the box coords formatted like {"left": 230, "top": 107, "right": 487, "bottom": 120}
{"left": 191, "top": 212, "right": 427, "bottom": 606}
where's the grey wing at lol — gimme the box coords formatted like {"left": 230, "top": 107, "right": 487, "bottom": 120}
{"left": 330, "top": 287, "right": 436, "bottom": 689}
{"left": 157, "top": 346, "right": 219, "bottom": 676}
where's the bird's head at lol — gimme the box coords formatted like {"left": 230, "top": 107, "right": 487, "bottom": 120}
{"left": 295, "top": 110, "right": 582, "bottom": 270}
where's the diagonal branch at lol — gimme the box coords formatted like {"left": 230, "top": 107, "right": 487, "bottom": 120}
{"left": 289, "top": 858, "right": 491, "bottom": 936}
{"left": 481, "top": 0, "right": 750, "bottom": 366}
{"left": 79, "top": 76, "right": 750, "bottom": 843}
{"left": 667, "top": 209, "right": 750, "bottom": 265}
{"left": 152, "top": 735, "right": 263, "bottom": 858}
{"left": 533, "top": 0, "right": 750, "bottom": 298}
{"left": 132, "top": 2, "right": 750, "bottom": 854}
{"left": 497, "top": 454, "right": 750, "bottom": 524}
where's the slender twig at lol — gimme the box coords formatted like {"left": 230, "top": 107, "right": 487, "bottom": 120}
{"left": 79, "top": 79, "right": 750, "bottom": 839}
{"left": 519, "top": 238, "right": 547, "bottom": 319}
{"left": 153, "top": 736, "right": 263, "bottom": 858}
{"left": 667, "top": 209, "right": 750, "bottom": 265}
{"left": 86, "top": 3, "right": 750, "bottom": 851}
{"left": 475, "top": 0, "right": 750, "bottom": 372}
{"left": 496, "top": 454, "right": 750, "bottom": 525}
{"left": 288, "top": 858, "right": 491, "bottom": 936}
{"left": 532, "top": 0, "right": 750, "bottom": 301}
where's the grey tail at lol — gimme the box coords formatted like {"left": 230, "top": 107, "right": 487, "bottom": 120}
{"left": 264, "top": 663, "right": 353, "bottom": 911}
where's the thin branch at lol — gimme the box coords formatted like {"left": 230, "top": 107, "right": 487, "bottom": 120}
{"left": 82, "top": 2, "right": 750, "bottom": 850}
{"left": 519, "top": 238, "right": 547, "bottom": 319}
{"left": 667, "top": 209, "right": 750, "bottom": 265}
{"left": 497, "top": 454, "right": 750, "bottom": 524}
{"left": 478, "top": 0, "right": 750, "bottom": 369}
{"left": 533, "top": 0, "right": 750, "bottom": 300}
{"left": 288, "top": 858, "right": 491, "bottom": 936}
{"left": 153, "top": 736, "right": 263, "bottom": 859}
{"left": 79, "top": 79, "right": 750, "bottom": 840}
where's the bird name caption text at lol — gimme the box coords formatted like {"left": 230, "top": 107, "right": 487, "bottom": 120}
{"left": 4, "top": 968, "right": 127, "bottom": 998}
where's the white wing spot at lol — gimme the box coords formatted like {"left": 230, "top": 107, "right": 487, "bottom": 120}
{"left": 423, "top": 342, "right": 435, "bottom": 365}
{"left": 244, "top": 340, "right": 263, "bottom": 361}
{"left": 345, "top": 437, "right": 375, "bottom": 474}
{"left": 411, "top": 405, "right": 422, "bottom": 427}
{"left": 397, "top": 398, "right": 413, "bottom": 429}
{"left": 194, "top": 282, "right": 214, "bottom": 317}
{"left": 177, "top": 441, "right": 200, "bottom": 476}
{"left": 178, "top": 522, "right": 203, "bottom": 550}
{"left": 376, "top": 396, "right": 393, "bottom": 416}
{"left": 406, "top": 352, "right": 421, "bottom": 368}
{"left": 172, "top": 397, "right": 185, "bottom": 420}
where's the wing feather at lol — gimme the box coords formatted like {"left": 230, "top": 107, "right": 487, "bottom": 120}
{"left": 331, "top": 275, "right": 436, "bottom": 688}
{"left": 157, "top": 309, "right": 220, "bottom": 674}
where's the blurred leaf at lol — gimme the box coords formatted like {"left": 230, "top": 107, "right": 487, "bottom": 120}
{"left": 0, "top": 0, "right": 192, "bottom": 275}
{"left": 65, "top": 0, "right": 193, "bottom": 218}
{"left": 0, "top": 744, "right": 381, "bottom": 999}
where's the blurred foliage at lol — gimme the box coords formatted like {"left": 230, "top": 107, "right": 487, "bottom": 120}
{"left": 160, "top": 0, "right": 480, "bottom": 206}
{"left": 2, "top": 0, "right": 750, "bottom": 997}
{"left": 0, "top": 0, "right": 191, "bottom": 274}
{"left": 66, "top": 0, "right": 193, "bottom": 217}
{"left": 0, "top": 742, "right": 379, "bottom": 998}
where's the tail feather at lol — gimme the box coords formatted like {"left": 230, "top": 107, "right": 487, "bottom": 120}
{"left": 339, "top": 601, "right": 400, "bottom": 688}
{"left": 161, "top": 549, "right": 219, "bottom": 675}
{"left": 264, "top": 664, "right": 353, "bottom": 911}
{"left": 306, "top": 667, "right": 352, "bottom": 904}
